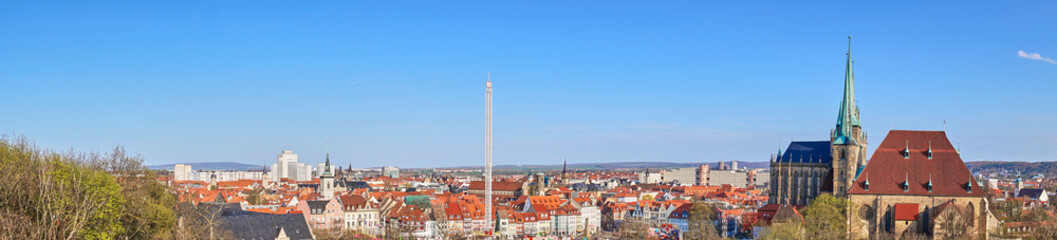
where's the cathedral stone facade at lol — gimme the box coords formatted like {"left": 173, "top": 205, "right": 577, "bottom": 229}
{"left": 846, "top": 130, "right": 988, "bottom": 239}
{"left": 769, "top": 141, "right": 833, "bottom": 205}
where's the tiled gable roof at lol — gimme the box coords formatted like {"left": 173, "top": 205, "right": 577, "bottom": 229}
{"left": 893, "top": 203, "right": 920, "bottom": 221}
{"left": 339, "top": 195, "right": 371, "bottom": 210}
{"left": 848, "top": 130, "right": 983, "bottom": 197}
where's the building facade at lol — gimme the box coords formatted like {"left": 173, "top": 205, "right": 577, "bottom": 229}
{"left": 271, "top": 150, "right": 314, "bottom": 181}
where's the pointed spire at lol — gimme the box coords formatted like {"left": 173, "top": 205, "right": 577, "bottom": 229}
{"left": 562, "top": 158, "right": 567, "bottom": 175}
{"left": 834, "top": 36, "right": 860, "bottom": 145}
{"left": 324, "top": 141, "right": 332, "bottom": 175}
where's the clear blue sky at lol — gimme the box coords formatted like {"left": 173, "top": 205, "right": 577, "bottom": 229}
{"left": 2, "top": 1, "right": 1055, "bottom": 168}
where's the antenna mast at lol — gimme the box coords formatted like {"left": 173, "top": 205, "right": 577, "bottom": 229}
{"left": 484, "top": 73, "right": 493, "bottom": 231}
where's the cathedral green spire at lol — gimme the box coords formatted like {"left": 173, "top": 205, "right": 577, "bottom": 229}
{"left": 834, "top": 36, "right": 860, "bottom": 144}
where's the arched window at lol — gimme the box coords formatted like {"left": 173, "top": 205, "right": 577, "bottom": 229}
{"left": 792, "top": 171, "right": 801, "bottom": 203}
{"left": 967, "top": 202, "right": 976, "bottom": 226}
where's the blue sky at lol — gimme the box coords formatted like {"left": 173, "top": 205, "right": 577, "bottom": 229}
{"left": 2, "top": 1, "right": 1055, "bottom": 168}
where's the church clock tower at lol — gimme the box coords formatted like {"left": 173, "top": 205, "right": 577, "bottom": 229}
{"left": 831, "top": 37, "right": 868, "bottom": 198}
{"left": 320, "top": 147, "right": 336, "bottom": 199}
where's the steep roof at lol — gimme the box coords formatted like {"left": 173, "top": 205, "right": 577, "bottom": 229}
{"left": 833, "top": 37, "right": 861, "bottom": 145}
{"left": 772, "top": 204, "right": 803, "bottom": 224}
{"left": 1018, "top": 189, "right": 1046, "bottom": 199}
{"left": 848, "top": 130, "right": 984, "bottom": 197}
{"left": 776, "top": 141, "right": 833, "bottom": 164}
{"left": 306, "top": 200, "right": 331, "bottom": 214}
{"left": 339, "top": 195, "right": 372, "bottom": 210}
{"left": 893, "top": 203, "right": 920, "bottom": 221}
{"left": 221, "top": 213, "right": 314, "bottom": 240}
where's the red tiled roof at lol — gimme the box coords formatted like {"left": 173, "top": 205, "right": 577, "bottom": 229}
{"left": 468, "top": 181, "right": 524, "bottom": 192}
{"left": 849, "top": 130, "right": 984, "bottom": 197}
{"left": 340, "top": 195, "right": 370, "bottom": 210}
{"left": 893, "top": 203, "right": 920, "bottom": 221}
{"left": 217, "top": 179, "right": 256, "bottom": 188}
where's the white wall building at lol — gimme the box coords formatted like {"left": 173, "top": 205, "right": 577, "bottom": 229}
{"left": 579, "top": 205, "right": 601, "bottom": 235}
{"left": 193, "top": 170, "right": 264, "bottom": 182}
{"left": 172, "top": 164, "right": 266, "bottom": 181}
{"left": 173, "top": 164, "right": 192, "bottom": 181}
{"left": 381, "top": 166, "right": 399, "bottom": 178}
{"left": 270, "top": 150, "right": 314, "bottom": 181}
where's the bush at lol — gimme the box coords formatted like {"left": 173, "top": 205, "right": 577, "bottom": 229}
{"left": 0, "top": 135, "right": 176, "bottom": 240}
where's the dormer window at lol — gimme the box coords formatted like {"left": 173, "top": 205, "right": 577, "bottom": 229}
{"left": 863, "top": 172, "right": 870, "bottom": 191}
{"left": 902, "top": 173, "right": 910, "bottom": 192}
{"left": 927, "top": 173, "right": 933, "bottom": 193}
{"left": 927, "top": 141, "right": 933, "bottom": 159}
{"left": 966, "top": 181, "right": 973, "bottom": 193}
{"left": 904, "top": 141, "right": 911, "bottom": 159}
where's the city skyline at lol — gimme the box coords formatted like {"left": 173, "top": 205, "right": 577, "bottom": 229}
{"left": 3, "top": 1, "right": 1057, "bottom": 168}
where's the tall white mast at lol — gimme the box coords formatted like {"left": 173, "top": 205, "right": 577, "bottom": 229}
{"left": 484, "top": 73, "right": 493, "bottom": 232}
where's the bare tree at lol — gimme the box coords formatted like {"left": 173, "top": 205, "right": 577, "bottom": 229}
{"left": 174, "top": 203, "right": 232, "bottom": 240}
{"left": 618, "top": 216, "right": 649, "bottom": 239}
{"left": 686, "top": 202, "right": 718, "bottom": 240}
{"left": 935, "top": 204, "right": 970, "bottom": 239}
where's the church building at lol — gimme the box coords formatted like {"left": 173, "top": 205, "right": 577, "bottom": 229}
{"left": 846, "top": 130, "right": 988, "bottom": 239}
{"left": 770, "top": 37, "right": 868, "bottom": 205}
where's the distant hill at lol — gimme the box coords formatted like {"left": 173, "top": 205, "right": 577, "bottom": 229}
{"left": 441, "top": 161, "right": 769, "bottom": 171}
{"left": 149, "top": 161, "right": 772, "bottom": 172}
{"left": 148, "top": 162, "right": 265, "bottom": 171}
{"left": 967, "top": 161, "right": 1057, "bottom": 177}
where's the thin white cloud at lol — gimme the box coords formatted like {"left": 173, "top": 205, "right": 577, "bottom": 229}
{"left": 1018, "top": 50, "right": 1057, "bottom": 64}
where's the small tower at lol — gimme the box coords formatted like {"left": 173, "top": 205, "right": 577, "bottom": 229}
{"left": 320, "top": 144, "right": 336, "bottom": 199}
{"left": 1015, "top": 173, "right": 1024, "bottom": 196}
{"left": 262, "top": 165, "right": 270, "bottom": 187}
{"left": 534, "top": 172, "right": 547, "bottom": 196}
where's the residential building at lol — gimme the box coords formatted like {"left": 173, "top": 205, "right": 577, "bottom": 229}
{"left": 297, "top": 198, "right": 343, "bottom": 229}
{"left": 340, "top": 195, "right": 381, "bottom": 235}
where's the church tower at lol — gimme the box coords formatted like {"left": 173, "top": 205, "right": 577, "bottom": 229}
{"left": 831, "top": 37, "right": 868, "bottom": 197}
{"left": 560, "top": 159, "right": 568, "bottom": 186}
{"left": 320, "top": 145, "right": 336, "bottom": 199}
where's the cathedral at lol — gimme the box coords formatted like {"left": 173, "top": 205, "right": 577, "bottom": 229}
{"left": 767, "top": 39, "right": 993, "bottom": 239}
{"left": 770, "top": 38, "right": 868, "bottom": 205}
